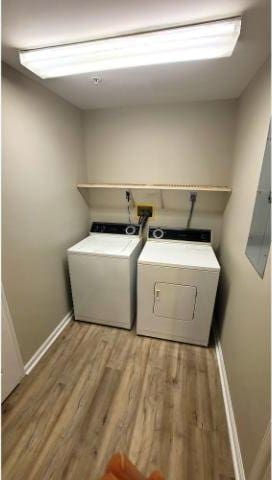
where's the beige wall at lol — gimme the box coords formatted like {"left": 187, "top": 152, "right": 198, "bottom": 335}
{"left": 84, "top": 101, "right": 236, "bottom": 185}
{"left": 2, "top": 64, "right": 89, "bottom": 363}
{"left": 83, "top": 101, "right": 237, "bottom": 249}
{"left": 217, "top": 61, "right": 270, "bottom": 477}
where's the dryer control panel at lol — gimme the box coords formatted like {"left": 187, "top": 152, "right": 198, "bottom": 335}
{"left": 148, "top": 227, "right": 211, "bottom": 243}
{"left": 91, "top": 222, "right": 140, "bottom": 236}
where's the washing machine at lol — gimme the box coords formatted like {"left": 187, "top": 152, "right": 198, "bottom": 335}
{"left": 136, "top": 227, "right": 220, "bottom": 346}
{"left": 68, "top": 222, "right": 142, "bottom": 329}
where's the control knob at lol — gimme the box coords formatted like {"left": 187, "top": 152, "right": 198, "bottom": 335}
{"left": 152, "top": 228, "right": 164, "bottom": 239}
{"left": 125, "top": 225, "right": 136, "bottom": 235}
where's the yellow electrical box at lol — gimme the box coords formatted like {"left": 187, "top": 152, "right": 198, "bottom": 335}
{"left": 137, "top": 205, "right": 153, "bottom": 217}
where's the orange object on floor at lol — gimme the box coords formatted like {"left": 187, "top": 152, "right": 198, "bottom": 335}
{"left": 104, "top": 453, "right": 165, "bottom": 480}
{"left": 100, "top": 474, "right": 119, "bottom": 480}
{"left": 105, "top": 453, "right": 145, "bottom": 480}
{"left": 147, "top": 471, "right": 165, "bottom": 480}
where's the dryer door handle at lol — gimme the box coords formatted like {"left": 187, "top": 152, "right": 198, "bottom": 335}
{"left": 155, "top": 289, "right": 160, "bottom": 301}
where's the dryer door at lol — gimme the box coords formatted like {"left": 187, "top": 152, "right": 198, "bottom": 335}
{"left": 153, "top": 282, "right": 197, "bottom": 321}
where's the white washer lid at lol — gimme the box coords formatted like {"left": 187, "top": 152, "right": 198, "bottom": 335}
{"left": 67, "top": 235, "right": 141, "bottom": 258}
{"left": 138, "top": 240, "right": 220, "bottom": 271}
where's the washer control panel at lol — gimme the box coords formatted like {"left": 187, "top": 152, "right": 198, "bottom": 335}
{"left": 91, "top": 222, "right": 140, "bottom": 236}
{"left": 148, "top": 227, "right": 211, "bottom": 243}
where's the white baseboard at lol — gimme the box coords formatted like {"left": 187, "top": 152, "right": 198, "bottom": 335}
{"left": 213, "top": 326, "right": 246, "bottom": 480}
{"left": 24, "top": 310, "right": 73, "bottom": 375}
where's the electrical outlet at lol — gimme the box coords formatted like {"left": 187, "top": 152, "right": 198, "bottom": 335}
{"left": 137, "top": 205, "right": 153, "bottom": 217}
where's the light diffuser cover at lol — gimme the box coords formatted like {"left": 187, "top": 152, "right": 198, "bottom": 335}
{"left": 19, "top": 17, "right": 241, "bottom": 79}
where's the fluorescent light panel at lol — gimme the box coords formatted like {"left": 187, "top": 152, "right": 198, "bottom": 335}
{"left": 19, "top": 17, "right": 241, "bottom": 79}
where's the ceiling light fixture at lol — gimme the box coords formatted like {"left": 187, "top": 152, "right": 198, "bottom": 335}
{"left": 19, "top": 17, "right": 241, "bottom": 79}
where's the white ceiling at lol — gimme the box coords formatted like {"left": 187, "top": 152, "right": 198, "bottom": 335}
{"left": 2, "top": 0, "right": 270, "bottom": 109}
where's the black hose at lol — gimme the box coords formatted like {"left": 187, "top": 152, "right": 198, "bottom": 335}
{"left": 140, "top": 215, "right": 148, "bottom": 229}
{"left": 125, "top": 190, "right": 131, "bottom": 223}
{"left": 186, "top": 193, "right": 197, "bottom": 229}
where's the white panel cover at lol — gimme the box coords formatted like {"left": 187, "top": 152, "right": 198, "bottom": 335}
{"left": 153, "top": 282, "right": 196, "bottom": 321}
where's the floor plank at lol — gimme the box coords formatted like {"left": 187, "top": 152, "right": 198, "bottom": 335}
{"left": 2, "top": 321, "right": 234, "bottom": 480}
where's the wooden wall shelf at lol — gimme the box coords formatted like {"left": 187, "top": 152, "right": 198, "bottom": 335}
{"left": 77, "top": 183, "right": 232, "bottom": 193}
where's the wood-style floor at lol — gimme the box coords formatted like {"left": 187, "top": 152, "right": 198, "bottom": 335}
{"left": 2, "top": 321, "right": 234, "bottom": 480}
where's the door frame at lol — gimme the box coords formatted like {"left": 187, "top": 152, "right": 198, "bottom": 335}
{"left": 2, "top": 287, "right": 24, "bottom": 401}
